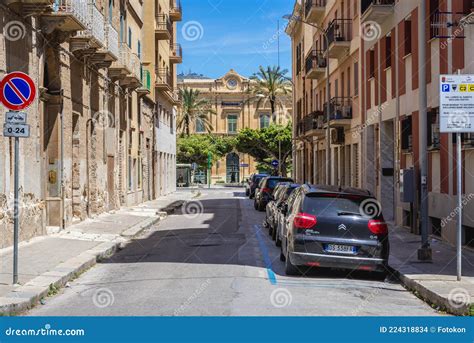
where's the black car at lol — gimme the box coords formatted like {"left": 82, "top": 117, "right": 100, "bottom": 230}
{"left": 248, "top": 173, "right": 268, "bottom": 199}
{"left": 254, "top": 176, "right": 294, "bottom": 211}
{"left": 264, "top": 182, "right": 292, "bottom": 231}
{"left": 280, "top": 185, "right": 389, "bottom": 278}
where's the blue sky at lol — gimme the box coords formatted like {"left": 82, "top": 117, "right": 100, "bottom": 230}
{"left": 177, "top": 0, "right": 294, "bottom": 79}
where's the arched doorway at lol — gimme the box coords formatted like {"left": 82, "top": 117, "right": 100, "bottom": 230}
{"left": 226, "top": 153, "right": 240, "bottom": 184}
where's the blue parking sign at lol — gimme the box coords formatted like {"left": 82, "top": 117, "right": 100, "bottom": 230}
{"left": 441, "top": 84, "right": 450, "bottom": 92}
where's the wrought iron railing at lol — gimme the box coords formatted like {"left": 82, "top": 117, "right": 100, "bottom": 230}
{"left": 324, "top": 97, "right": 353, "bottom": 120}
{"left": 106, "top": 22, "right": 119, "bottom": 58}
{"left": 75, "top": 1, "right": 106, "bottom": 47}
{"left": 53, "top": 0, "right": 88, "bottom": 28}
{"left": 156, "top": 68, "right": 172, "bottom": 87}
{"left": 305, "top": 0, "right": 327, "bottom": 18}
{"left": 325, "top": 19, "right": 352, "bottom": 48}
{"left": 156, "top": 14, "right": 172, "bottom": 33}
{"left": 171, "top": 43, "right": 182, "bottom": 59}
{"left": 361, "top": 0, "right": 395, "bottom": 16}
{"left": 305, "top": 49, "right": 327, "bottom": 74}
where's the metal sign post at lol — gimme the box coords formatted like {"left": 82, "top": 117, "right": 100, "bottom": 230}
{"left": 0, "top": 72, "right": 36, "bottom": 285}
{"left": 439, "top": 73, "right": 474, "bottom": 281}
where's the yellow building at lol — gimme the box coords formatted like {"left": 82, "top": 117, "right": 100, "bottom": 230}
{"left": 143, "top": 0, "right": 182, "bottom": 195}
{"left": 178, "top": 69, "right": 292, "bottom": 184}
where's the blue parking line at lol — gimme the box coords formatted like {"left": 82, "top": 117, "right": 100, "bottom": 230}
{"left": 253, "top": 224, "right": 277, "bottom": 285}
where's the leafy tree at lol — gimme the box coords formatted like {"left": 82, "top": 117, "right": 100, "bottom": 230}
{"left": 177, "top": 134, "right": 235, "bottom": 168}
{"left": 235, "top": 123, "right": 293, "bottom": 176}
{"left": 177, "top": 87, "right": 215, "bottom": 136}
{"left": 248, "top": 66, "right": 292, "bottom": 123}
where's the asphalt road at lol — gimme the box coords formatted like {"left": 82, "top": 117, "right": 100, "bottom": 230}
{"left": 28, "top": 188, "right": 440, "bottom": 316}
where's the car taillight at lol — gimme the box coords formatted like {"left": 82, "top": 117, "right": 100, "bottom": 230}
{"left": 294, "top": 213, "right": 317, "bottom": 229}
{"left": 262, "top": 187, "right": 271, "bottom": 193}
{"left": 368, "top": 220, "right": 388, "bottom": 235}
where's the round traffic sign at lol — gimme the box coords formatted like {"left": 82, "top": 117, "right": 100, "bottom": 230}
{"left": 0, "top": 72, "right": 37, "bottom": 111}
{"left": 271, "top": 160, "right": 279, "bottom": 168}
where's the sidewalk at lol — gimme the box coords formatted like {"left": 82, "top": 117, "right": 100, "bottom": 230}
{"left": 0, "top": 190, "right": 196, "bottom": 315}
{"left": 389, "top": 225, "right": 474, "bottom": 315}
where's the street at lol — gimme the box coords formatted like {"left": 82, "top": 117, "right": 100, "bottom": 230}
{"left": 27, "top": 188, "right": 439, "bottom": 316}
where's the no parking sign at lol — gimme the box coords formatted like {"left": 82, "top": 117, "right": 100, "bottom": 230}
{"left": 0, "top": 72, "right": 36, "bottom": 111}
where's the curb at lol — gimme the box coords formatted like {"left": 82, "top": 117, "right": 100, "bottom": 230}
{"left": 388, "top": 265, "right": 472, "bottom": 316}
{"left": 0, "top": 214, "right": 165, "bottom": 316}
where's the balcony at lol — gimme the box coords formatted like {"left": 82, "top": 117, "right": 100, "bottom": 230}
{"left": 170, "top": 43, "right": 183, "bottom": 64}
{"left": 163, "top": 88, "right": 181, "bottom": 106}
{"left": 169, "top": 0, "right": 182, "bottom": 21}
{"left": 155, "top": 68, "right": 173, "bottom": 92}
{"left": 325, "top": 19, "right": 351, "bottom": 59}
{"left": 137, "top": 67, "right": 151, "bottom": 97}
{"left": 70, "top": 2, "right": 106, "bottom": 57}
{"left": 122, "top": 49, "right": 141, "bottom": 88}
{"left": 3, "top": 0, "right": 53, "bottom": 15}
{"left": 361, "top": 0, "right": 394, "bottom": 23}
{"left": 325, "top": 97, "right": 353, "bottom": 127}
{"left": 303, "top": 111, "right": 326, "bottom": 136}
{"left": 89, "top": 22, "right": 119, "bottom": 67}
{"left": 41, "top": 0, "right": 88, "bottom": 33}
{"left": 305, "top": 49, "right": 327, "bottom": 79}
{"left": 305, "top": 0, "right": 326, "bottom": 24}
{"left": 155, "top": 14, "right": 172, "bottom": 40}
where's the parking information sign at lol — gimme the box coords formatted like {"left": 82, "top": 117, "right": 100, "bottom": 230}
{"left": 439, "top": 74, "right": 474, "bottom": 133}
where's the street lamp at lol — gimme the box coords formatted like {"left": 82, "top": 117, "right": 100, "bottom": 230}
{"left": 283, "top": 14, "right": 331, "bottom": 185}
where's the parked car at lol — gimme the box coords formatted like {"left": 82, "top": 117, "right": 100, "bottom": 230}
{"left": 254, "top": 176, "right": 294, "bottom": 211}
{"left": 280, "top": 185, "right": 389, "bottom": 279}
{"left": 248, "top": 173, "right": 268, "bottom": 199}
{"left": 264, "top": 182, "right": 292, "bottom": 232}
{"left": 271, "top": 183, "right": 300, "bottom": 246}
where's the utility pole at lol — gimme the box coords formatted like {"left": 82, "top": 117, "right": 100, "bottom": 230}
{"left": 418, "top": 0, "right": 432, "bottom": 261}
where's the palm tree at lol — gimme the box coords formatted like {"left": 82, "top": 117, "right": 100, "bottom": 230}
{"left": 178, "top": 87, "right": 215, "bottom": 136}
{"left": 248, "top": 66, "right": 292, "bottom": 123}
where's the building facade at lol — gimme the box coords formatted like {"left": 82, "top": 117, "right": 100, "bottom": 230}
{"left": 286, "top": 0, "right": 474, "bottom": 247}
{"left": 178, "top": 69, "right": 292, "bottom": 184}
{"left": 0, "top": 0, "right": 181, "bottom": 248}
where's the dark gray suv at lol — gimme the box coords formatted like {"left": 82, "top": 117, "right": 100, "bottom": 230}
{"left": 280, "top": 185, "right": 389, "bottom": 278}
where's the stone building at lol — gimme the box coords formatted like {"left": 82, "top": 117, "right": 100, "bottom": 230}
{"left": 179, "top": 69, "right": 292, "bottom": 184}
{"left": 0, "top": 0, "right": 181, "bottom": 248}
{"left": 286, "top": 0, "right": 474, "bottom": 247}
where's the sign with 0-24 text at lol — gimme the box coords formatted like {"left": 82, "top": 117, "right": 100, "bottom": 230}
{"left": 3, "top": 123, "right": 30, "bottom": 138}
{"left": 439, "top": 74, "right": 474, "bottom": 133}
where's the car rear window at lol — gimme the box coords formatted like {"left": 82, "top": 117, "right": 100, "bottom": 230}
{"left": 267, "top": 178, "right": 294, "bottom": 188}
{"left": 303, "top": 194, "right": 380, "bottom": 218}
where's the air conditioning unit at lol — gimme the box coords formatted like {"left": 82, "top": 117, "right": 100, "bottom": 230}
{"left": 331, "top": 127, "right": 345, "bottom": 145}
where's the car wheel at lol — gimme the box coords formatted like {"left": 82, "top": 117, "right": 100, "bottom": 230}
{"left": 258, "top": 202, "right": 265, "bottom": 212}
{"left": 284, "top": 241, "right": 300, "bottom": 276}
{"left": 254, "top": 200, "right": 258, "bottom": 210}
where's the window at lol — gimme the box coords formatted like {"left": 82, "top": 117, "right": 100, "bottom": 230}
{"left": 401, "top": 117, "right": 413, "bottom": 151}
{"left": 368, "top": 49, "right": 375, "bottom": 78}
{"left": 109, "top": 0, "right": 113, "bottom": 24}
{"left": 404, "top": 19, "right": 412, "bottom": 56}
{"left": 137, "top": 40, "right": 141, "bottom": 59}
{"left": 354, "top": 62, "right": 359, "bottom": 96}
{"left": 259, "top": 113, "right": 270, "bottom": 129}
{"left": 128, "top": 27, "right": 132, "bottom": 48}
{"left": 196, "top": 118, "right": 205, "bottom": 133}
{"left": 385, "top": 35, "right": 392, "bottom": 68}
{"left": 227, "top": 114, "right": 238, "bottom": 133}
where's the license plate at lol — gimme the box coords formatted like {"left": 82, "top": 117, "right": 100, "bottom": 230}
{"left": 324, "top": 244, "right": 357, "bottom": 254}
